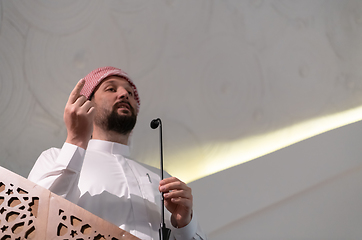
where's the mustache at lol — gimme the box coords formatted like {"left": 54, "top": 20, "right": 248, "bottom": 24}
{"left": 113, "top": 101, "right": 133, "bottom": 111}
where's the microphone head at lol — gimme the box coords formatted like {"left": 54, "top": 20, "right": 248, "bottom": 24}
{"left": 150, "top": 119, "right": 160, "bottom": 129}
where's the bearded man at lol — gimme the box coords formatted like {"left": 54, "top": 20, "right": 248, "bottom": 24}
{"left": 28, "top": 67, "right": 206, "bottom": 240}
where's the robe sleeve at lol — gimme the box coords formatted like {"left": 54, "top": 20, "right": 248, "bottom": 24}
{"left": 170, "top": 213, "right": 207, "bottom": 240}
{"left": 28, "top": 142, "right": 86, "bottom": 202}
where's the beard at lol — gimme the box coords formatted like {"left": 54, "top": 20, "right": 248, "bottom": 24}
{"left": 94, "top": 105, "right": 137, "bottom": 135}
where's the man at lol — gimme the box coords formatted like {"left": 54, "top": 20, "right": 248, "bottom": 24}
{"left": 28, "top": 66, "right": 206, "bottom": 239}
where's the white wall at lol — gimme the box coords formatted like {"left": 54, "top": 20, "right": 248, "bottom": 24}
{"left": 190, "top": 120, "right": 362, "bottom": 239}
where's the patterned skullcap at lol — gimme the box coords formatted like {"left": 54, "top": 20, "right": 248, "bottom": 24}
{"left": 80, "top": 66, "right": 140, "bottom": 109}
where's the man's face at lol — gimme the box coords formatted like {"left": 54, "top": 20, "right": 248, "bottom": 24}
{"left": 92, "top": 76, "right": 138, "bottom": 134}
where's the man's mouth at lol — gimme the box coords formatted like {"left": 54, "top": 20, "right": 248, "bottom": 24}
{"left": 115, "top": 102, "right": 131, "bottom": 111}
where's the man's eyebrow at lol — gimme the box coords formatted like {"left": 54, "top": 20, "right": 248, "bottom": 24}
{"left": 100, "top": 80, "right": 120, "bottom": 88}
{"left": 125, "top": 85, "right": 134, "bottom": 91}
{"left": 101, "top": 79, "right": 133, "bottom": 91}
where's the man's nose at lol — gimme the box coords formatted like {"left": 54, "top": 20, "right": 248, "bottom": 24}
{"left": 118, "top": 88, "right": 129, "bottom": 99}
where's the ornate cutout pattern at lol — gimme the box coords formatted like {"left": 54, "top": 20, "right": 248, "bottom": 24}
{"left": 0, "top": 181, "right": 127, "bottom": 240}
{"left": 0, "top": 182, "right": 38, "bottom": 239}
{"left": 56, "top": 209, "right": 120, "bottom": 239}
{"left": 0, "top": 167, "right": 139, "bottom": 240}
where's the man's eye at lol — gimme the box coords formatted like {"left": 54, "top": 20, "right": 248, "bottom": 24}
{"left": 106, "top": 88, "right": 115, "bottom": 92}
{"left": 128, "top": 91, "right": 133, "bottom": 96}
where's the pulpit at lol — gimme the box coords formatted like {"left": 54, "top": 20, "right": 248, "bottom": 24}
{"left": 0, "top": 166, "right": 140, "bottom": 240}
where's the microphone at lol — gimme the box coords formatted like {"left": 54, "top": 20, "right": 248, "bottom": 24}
{"left": 150, "top": 119, "right": 160, "bottom": 129}
{"left": 150, "top": 118, "right": 171, "bottom": 240}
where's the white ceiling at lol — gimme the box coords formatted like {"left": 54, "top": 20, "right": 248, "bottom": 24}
{"left": 0, "top": 0, "right": 362, "bottom": 183}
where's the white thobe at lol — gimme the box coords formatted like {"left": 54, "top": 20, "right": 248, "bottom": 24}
{"left": 28, "top": 139, "right": 206, "bottom": 240}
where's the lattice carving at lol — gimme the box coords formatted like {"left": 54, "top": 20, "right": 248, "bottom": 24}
{"left": 0, "top": 167, "right": 139, "bottom": 240}
{"left": 0, "top": 182, "right": 39, "bottom": 239}
{"left": 54, "top": 208, "right": 122, "bottom": 239}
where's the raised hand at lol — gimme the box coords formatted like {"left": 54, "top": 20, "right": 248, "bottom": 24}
{"left": 64, "top": 79, "right": 95, "bottom": 149}
{"left": 159, "top": 177, "right": 193, "bottom": 228}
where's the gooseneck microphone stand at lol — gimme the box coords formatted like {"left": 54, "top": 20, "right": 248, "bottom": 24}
{"left": 150, "top": 118, "right": 171, "bottom": 240}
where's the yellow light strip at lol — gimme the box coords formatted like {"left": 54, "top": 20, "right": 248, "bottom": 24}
{"left": 169, "top": 105, "right": 362, "bottom": 183}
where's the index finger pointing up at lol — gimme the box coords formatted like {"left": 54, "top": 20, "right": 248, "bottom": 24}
{"left": 68, "top": 79, "right": 86, "bottom": 104}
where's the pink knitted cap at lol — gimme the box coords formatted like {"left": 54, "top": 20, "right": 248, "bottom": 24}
{"left": 80, "top": 66, "right": 140, "bottom": 108}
